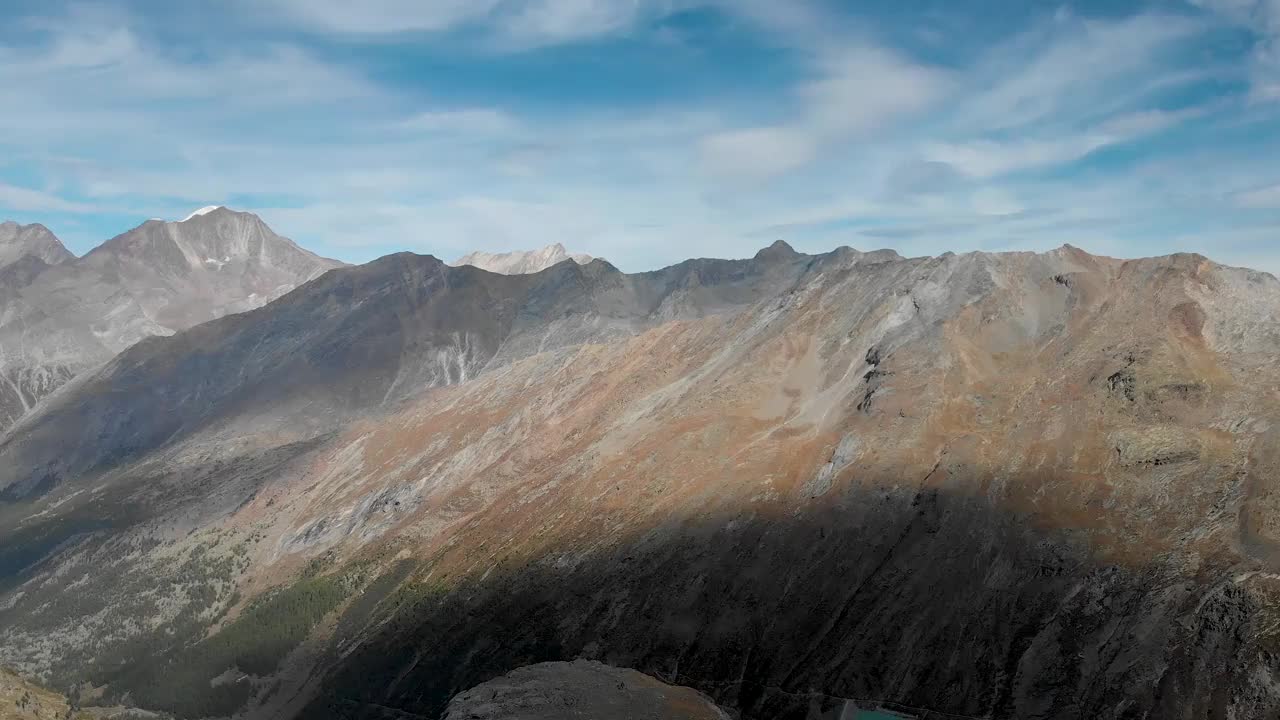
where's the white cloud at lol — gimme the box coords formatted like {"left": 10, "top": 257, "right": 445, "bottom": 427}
{"left": 1235, "top": 183, "right": 1280, "bottom": 207}
{"left": 699, "top": 45, "right": 949, "bottom": 182}
{"left": 802, "top": 47, "right": 951, "bottom": 136}
{"left": 397, "top": 109, "right": 520, "bottom": 135}
{"left": 498, "top": 0, "right": 647, "bottom": 45}
{"left": 1191, "top": 0, "right": 1280, "bottom": 101}
{"left": 255, "top": 0, "right": 502, "bottom": 34}
{"left": 699, "top": 127, "right": 816, "bottom": 182}
{"left": 0, "top": 19, "right": 377, "bottom": 118}
{"left": 0, "top": 183, "right": 96, "bottom": 213}
{"left": 951, "top": 14, "right": 1200, "bottom": 133}
{"left": 924, "top": 136, "right": 1114, "bottom": 179}
{"left": 251, "top": 0, "right": 689, "bottom": 47}
{"left": 1096, "top": 107, "right": 1205, "bottom": 135}
{"left": 970, "top": 187, "right": 1023, "bottom": 217}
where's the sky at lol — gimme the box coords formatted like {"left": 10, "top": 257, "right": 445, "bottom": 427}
{"left": 1, "top": 0, "right": 1279, "bottom": 274}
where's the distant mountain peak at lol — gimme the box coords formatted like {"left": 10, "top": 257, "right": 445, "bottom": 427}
{"left": 754, "top": 239, "right": 799, "bottom": 261}
{"left": 452, "top": 243, "right": 595, "bottom": 275}
{"left": 0, "top": 219, "right": 74, "bottom": 269}
{"left": 181, "top": 205, "right": 224, "bottom": 222}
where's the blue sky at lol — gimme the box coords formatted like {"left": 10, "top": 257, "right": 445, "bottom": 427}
{"left": 1, "top": 0, "right": 1279, "bottom": 274}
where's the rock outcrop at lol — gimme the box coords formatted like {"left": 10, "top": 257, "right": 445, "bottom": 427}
{"left": 444, "top": 660, "right": 730, "bottom": 720}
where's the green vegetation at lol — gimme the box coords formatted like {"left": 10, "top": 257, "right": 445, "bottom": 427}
{"left": 209, "top": 573, "right": 348, "bottom": 675}
{"left": 329, "top": 559, "right": 421, "bottom": 646}
{"left": 110, "top": 572, "right": 349, "bottom": 718}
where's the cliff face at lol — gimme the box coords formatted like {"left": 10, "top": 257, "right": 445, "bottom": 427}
{"left": 1, "top": 242, "right": 1278, "bottom": 720}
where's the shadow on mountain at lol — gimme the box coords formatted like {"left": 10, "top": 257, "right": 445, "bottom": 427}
{"left": 303, "top": 473, "right": 1278, "bottom": 720}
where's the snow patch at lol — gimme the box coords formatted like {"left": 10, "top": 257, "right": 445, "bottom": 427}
{"left": 181, "top": 205, "right": 223, "bottom": 222}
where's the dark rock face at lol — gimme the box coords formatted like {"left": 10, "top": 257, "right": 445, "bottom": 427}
{"left": 307, "top": 494, "right": 1280, "bottom": 720}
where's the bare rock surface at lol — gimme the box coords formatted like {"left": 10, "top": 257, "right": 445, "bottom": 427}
{"left": 444, "top": 660, "right": 729, "bottom": 720}
{"left": 0, "top": 222, "right": 72, "bottom": 270}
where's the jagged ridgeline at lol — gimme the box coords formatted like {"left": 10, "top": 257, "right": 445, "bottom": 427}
{"left": 1, "top": 237, "right": 1280, "bottom": 720}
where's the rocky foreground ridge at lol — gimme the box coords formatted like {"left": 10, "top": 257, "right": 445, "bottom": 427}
{"left": 443, "top": 660, "right": 730, "bottom": 720}
{"left": 0, "top": 240, "right": 1278, "bottom": 719}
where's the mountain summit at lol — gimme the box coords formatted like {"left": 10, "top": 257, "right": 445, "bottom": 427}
{"left": 0, "top": 208, "right": 340, "bottom": 430}
{"left": 0, "top": 220, "right": 74, "bottom": 269}
{"left": 452, "top": 242, "right": 594, "bottom": 274}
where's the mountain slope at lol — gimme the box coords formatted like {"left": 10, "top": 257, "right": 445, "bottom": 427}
{"left": 1, "top": 243, "right": 1279, "bottom": 720}
{"left": 453, "top": 242, "right": 594, "bottom": 274}
{"left": 0, "top": 668, "right": 76, "bottom": 720}
{"left": 0, "top": 245, "right": 817, "bottom": 497}
{"left": 0, "top": 208, "right": 341, "bottom": 431}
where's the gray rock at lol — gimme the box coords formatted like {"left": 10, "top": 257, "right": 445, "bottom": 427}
{"left": 444, "top": 660, "right": 730, "bottom": 720}
{"left": 0, "top": 221, "right": 73, "bottom": 270}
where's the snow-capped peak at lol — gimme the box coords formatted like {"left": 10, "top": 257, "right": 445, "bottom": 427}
{"left": 181, "top": 205, "right": 223, "bottom": 222}
{"left": 451, "top": 243, "right": 595, "bottom": 275}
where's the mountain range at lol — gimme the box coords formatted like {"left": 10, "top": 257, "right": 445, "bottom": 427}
{"left": 1, "top": 209, "right": 1279, "bottom": 720}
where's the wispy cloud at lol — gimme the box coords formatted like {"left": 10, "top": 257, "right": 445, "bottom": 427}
{"left": 1191, "top": 0, "right": 1280, "bottom": 101}
{"left": 699, "top": 45, "right": 950, "bottom": 182}
{"left": 251, "top": 0, "right": 693, "bottom": 48}
{"left": 1236, "top": 182, "right": 1280, "bottom": 207}
{"left": 396, "top": 108, "right": 521, "bottom": 135}
{"left": 0, "top": 183, "right": 97, "bottom": 213}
